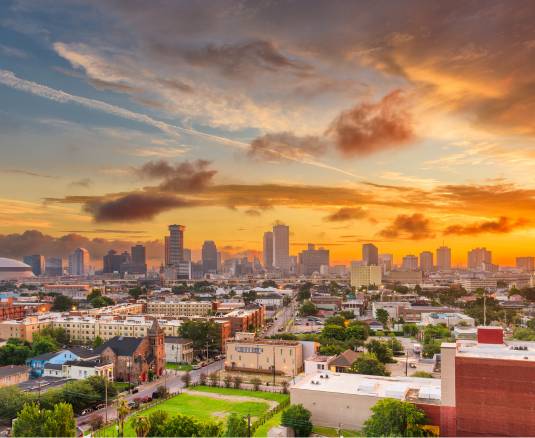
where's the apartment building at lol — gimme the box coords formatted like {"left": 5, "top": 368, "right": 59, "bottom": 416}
{"left": 0, "top": 314, "right": 55, "bottom": 342}
{"left": 164, "top": 337, "right": 194, "bottom": 363}
{"left": 84, "top": 302, "right": 144, "bottom": 316}
{"left": 221, "top": 306, "right": 265, "bottom": 335}
{"left": 459, "top": 277, "right": 497, "bottom": 292}
{"left": 225, "top": 337, "right": 303, "bottom": 376}
{"left": 0, "top": 365, "right": 30, "bottom": 387}
{"left": 146, "top": 300, "right": 214, "bottom": 317}
{"left": 43, "top": 284, "right": 91, "bottom": 300}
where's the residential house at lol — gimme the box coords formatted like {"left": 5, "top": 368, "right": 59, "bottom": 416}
{"left": 26, "top": 349, "right": 82, "bottom": 378}
{"left": 0, "top": 365, "right": 30, "bottom": 387}
{"left": 329, "top": 349, "right": 361, "bottom": 373}
{"left": 164, "top": 337, "right": 193, "bottom": 363}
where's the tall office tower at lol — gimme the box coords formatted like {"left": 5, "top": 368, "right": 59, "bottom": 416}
{"left": 68, "top": 247, "right": 89, "bottom": 275}
{"left": 183, "top": 249, "right": 192, "bottom": 262}
{"left": 45, "top": 256, "right": 63, "bottom": 276}
{"left": 419, "top": 251, "right": 434, "bottom": 272}
{"left": 362, "top": 243, "right": 379, "bottom": 266}
{"left": 436, "top": 246, "right": 452, "bottom": 270}
{"left": 516, "top": 257, "right": 535, "bottom": 272}
{"left": 165, "top": 224, "right": 185, "bottom": 266}
{"left": 467, "top": 247, "right": 492, "bottom": 270}
{"left": 131, "top": 245, "right": 146, "bottom": 266}
{"left": 103, "top": 249, "right": 129, "bottom": 273}
{"left": 401, "top": 255, "right": 419, "bottom": 271}
{"left": 119, "top": 245, "right": 147, "bottom": 275}
{"left": 350, "top": 263, "right": 382, "bottom": 288}
{"left": 379, "top": 254, "right": 393, "bottom": 273}
{"left": 272, "top": 224, "right": 290, "bottom": 273}
{"left": 298, "top": 244, "right": 330, "bottom": 276}
{"left": 263, "top": 231, "right": 274, "bottom": 270}
{"left": 22, "top": 254, "right": 45, "bottom": 276}
{"left": 202, "top": 240, "right": 218, "bottom": 274}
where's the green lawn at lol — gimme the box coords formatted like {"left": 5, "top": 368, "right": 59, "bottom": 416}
{"left": 98, "top": 392, "right": 270, "bottom": 437}
{"left": 190, "top": 385, "right": 289, "bottom": 403}
{"left": 253, "top": 408, "right": 287, "bottom": 437}
{"left": 112, "top": 382, "right": 133, "bottom": 392}
{"left": 312, "top": 425, "right": 362, "bottom": 437}
{"left": 165, "top": 362, "right": 193, "bottom": 371}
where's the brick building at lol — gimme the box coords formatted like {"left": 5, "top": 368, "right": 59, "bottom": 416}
{"left": 220, "top": 305, "right": 264, "bottom": 335}
{"left": 96, "top": 319, "right": 165, "bottom": 384}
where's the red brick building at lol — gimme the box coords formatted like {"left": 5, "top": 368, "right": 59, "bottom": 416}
{"left": 218, "top": 305, "right": 265, "bottom": 335}
{"left": 440, "top": 327, "right": 535, "bottom": 437}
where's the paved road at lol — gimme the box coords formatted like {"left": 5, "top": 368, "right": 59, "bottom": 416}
{"left": 264, "top": 302, "right": 296, "bottom": 337}
{"left": 77, "top": 359, "right": 224, "bottom": 430}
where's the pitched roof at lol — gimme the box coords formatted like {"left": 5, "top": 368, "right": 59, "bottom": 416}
{"left": 64, "top": 359, "right": 109, "bottom": 368}
{"left": 44, "top": 363, "right": 63, "bottom": 370}
{"left": 68, "top": 346, "right": 99, "bottom": 359}
{"left": 29, "top": 350, "right": 63, "bottom": 362}
{"left": 95, "top": 336, "right": 145, "bottom": 356}
{"left": 164, "top": 336, "right": 192, "bottom": 345}
{"left": 0, "top": 365, "right": 29, "bottom": 377}
{"left": 330, "top": 349, "right": 361, "bottom": 368}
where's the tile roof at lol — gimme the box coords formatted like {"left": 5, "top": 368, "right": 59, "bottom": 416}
{"left": 95, "top": 336, "right": 145, "bottom": 356}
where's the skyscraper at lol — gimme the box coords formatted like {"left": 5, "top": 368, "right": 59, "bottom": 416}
{"left": 362, "top": 243, "right": 379, "bottom": 266}
{"left": 202, "top": 240, "right": 218, "bottom": 274}
{"left": 436, "top": 246, "right": 452, "bottom": 270}
{"left": 131, "top": 245, "right": 146, "bottom": 266}
{"left": 516, "top": 257, "right": 535, "bottom": 272}
{"left": 45, "top": 256, "right": 63, "bottom": 276}
{"left": 103, "top": 249, "right": 128, "bottom": 273}
{"left": 419, "top": 251, "right": 434, "bottom": 272}
{"left": 467, "top": 247, "right": 492, "bottom": 270}
{"left": 379, "top": 254, "right": 393, "bottom": 273}
{"left": 298, "top": 244, "right": 330, "bottom": 276}
{"left": 272, "top": 224, "right": 290, "bottom": 273}
{"left": 401, "top": 254, "right": 419, "bottom": 271}
{"left": 165, "top": 224, "right": 185, "bottom": 266}
{"left": 121, "top": 245, "right": 147, "bottom": 275}
{"left": 22, "top": 254, "right": 45, "bottom": 276}
{"left": 263, "top": 231, "right": 273, "bottom": 270}
{"left": 350, "top": 263, "right": 382, "bottom": 288}
{"left": 68, "top": 248, "right": 89, "bottom": 276}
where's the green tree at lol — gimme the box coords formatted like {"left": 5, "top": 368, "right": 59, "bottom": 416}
{"left": 389, "top": 335, "right": 404, "bottom": 355}
{"left": 128, "top": 287, "right": 144, "bottom": 299}
{"left": 242, "top": 290, "right": 257, "bottom": 305}
{"left": 346, "top": 321, "right": 369, "bottom": 341}
{"left": 39, "top": 326, "right": 70, "bottom": 345}
{"left": 233, "top": 375, "right": 243, "bottom": 389}
{"left": 366, "top": 339, "right": 394, "bottom": 363}
{"left": 375, "top": 308, "right": 390, "bottom": 327}
{"left": 61, "top": 380, "right": 100, "bottom": 413}
{"left": 179, "top": 320, "right": 221, "bottom": 353}
{"left": 299, "top": 300, "right": 317, "bottom": 316}
{"left": 339, "top": 310, "right": 356, "bottom": 319}
{"left": 325, "top": 315, "right": 345, "bottom": 326}
{"left": 403, "top": 323, "right": 419, "bottom": 337}
{"left": 297, "top": 282, "right": 313, "bottom": 302}
{"left": 147, "top": 410, "right": 169, "bottom": 437}
{"left": 412, "top": 371, "right": 434, "bottom": 378}
{"left": 350, "top": 353, "right": 390, "bottom": 376}
{"left": 363, "top": 398, "right": 429, "bottom": 437}
{"left": 31, "top": 335, "right": 59, "bottom": 356}
{"left": 117, "top": 398, "right": 130, "bottom": 437}
{"left": 12, "top": 402, "right": 42, "bottom": 437}
{"left": 13, "top": 402, "right": 76, "bottom": 437}
{"left": 86, "top": 375, "right": 118, "bottom": 400}
{"left": 91, "top": 295, "right": 115, "bottom": 308}
{"left": 321, "top": 324, "right": 346, "bottom": 341}
{"left": 225, "top": 413, "right": 248, "bottom": 437}
{"left": 93, "top": 335, "right": 104, "bottom": 348}
{"left": 132, "top": 415, "right": 151, "bottom": 438}
{"left": 0, "top": 340, "right": 32, "bottom": 366}
{"left": 161, "top": 414, "right": 223, "bottom": 437}
{"left": 281, "top": 404, "right": 313, "bottom": 437}
{"left": 51, "top": 294, "right": 74, "bottom": 312}
{"left": 262, "top": 280, "right": 277, "bottom": 288}
{"left": 181, "top": 372, "right": 192, "bottom": 387}
{"left": 0, "top": 386, "right": 32, "bottom": 422}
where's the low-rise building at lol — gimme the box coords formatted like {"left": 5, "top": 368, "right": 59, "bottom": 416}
{"left": 0, "top": 365, "right": 30, "bottom": 387}
{"left": 304, "top": 355, "right": 335, "bottom": 375}
{"left": 43, "top": 284, "right": 91, "bottom": 300}
{"left": 146, "top": 301, "right": 213, "bottom": 317}
{"left": 225, "top": 337, "right": 303, "bottom": 376}
{"left": 26, "top": 349, "right": 83, "bottom": 378}
{"left": 420, "top": 312, "right": 475, "bottom": 327}
{"left": 329, "top": 349, "right": 361, "bottom": 373}
{"left": 311, "top": 296, "right": 342, "bottom": 311}
{"left": 62, "top": 359, "right": 114, "bottom": 380}
{"left": 459, "top": 277, "right": 497, "bottom": 292}
{"left": 164, "top": 337, "right": 194, "bottom": 363}
{"left": 222, "top": 306, "right": 265, "bottom": 335}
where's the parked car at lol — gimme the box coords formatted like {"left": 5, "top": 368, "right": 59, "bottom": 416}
{"left": 80, "top": 408, "right": 93, "bottom": 416}
{"left": 131, "top": 387, "right": 139, "bottom": 394}
{"left": 95, "top": 403, "right": 106, "bottom": 410}
{"left": 127, "top": 400, "right": 138, "bottom": 409}
{"left": 192, "top": 364, "right": 201, "bottom": 370}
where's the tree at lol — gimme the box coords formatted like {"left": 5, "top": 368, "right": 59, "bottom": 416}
{"left": 281, "top": 404, "right": 313, "bottom": 437}
{"left": 339, "top": 310, "right": 356, "bottom": 320}
{"left": 91, "top": 295, "right": 115, "bottom": 308}
{"left": 412, "top": 371, "right": 434, "bottom": 378}
{"left": 251, "top": 377, "right": 262, "bottom": 391}
{"left": 325, "top": 315, "right": 345, "bottom": 326}
{"left": 223, "top": 375, "right": 232, "bottom": 388}
{"left": 132, "top": 415, "right": 151, "bottom": 438}
{"left": 86, "top": 375, "right": 118, "bottom": 400}
{"left": 117, "top": 398, "right": 130, "bottom": 437}
{"left": 179, "top": 320, "right": 221, "bottom": 354}
{"left": 299, "top": 300, "right": 317, "bottom": 316}
{"left": 155, "top": 385, "right": 169, "bottom": 399}
{"left": 297, "top": 282, "right": 313, "bottom": 302}
{"left": 61, "top": 380, "right": 100, "bottom": 413}
{"left": 199, "top": 373, "right": 207, "bottom": 386}
{"left": 13, "top": 402, "right": 76, "bottom": 437}
{"left": 0, "top": 386, "right": 32, "bottom": 423}
{"left": 346, "top": 321, "right": 369, "bottom": 341}
{"left": 389, "top": 335, "right": 404, "bottom": 356}
{"left": 233, "top": 375, "right": 243, "bottom": 389}
{"left": 225, "top": 413, "right": 248, "bottom": 437}
{"left": 31, "top": 334, "right": 59, "bottom": 356}
{"left": 350, "top": 353, "right": 390, "bottom": 376}
{"left": 366, "top": 340, "right": 394, "bottom": 363}
{"left": 51, "top": 294, "right": 73, "bottom": 312}
{"left": 363, "top": 398, "right": 429, "bottom": 437}
{"left": 39, "top": 326, "right": 70, "bottom": 346}
{"left": 160, "top": 414, "right": 223, "bottom": 437}
{"left": 262, "top": 280, "right": 277, "bottom": 288}
{"left": 375, "top": 308, "right": 389, "bottom": 327}
{"left": 321, "top": 324, "right": 346, "bottom": 341}
{"left": 93, "top": 335, "right": 104, "bottom": 348}
{"left": 403, "top": 323, "right": 419, "bottom": 337}
{"left": 89, "top": 415, "right": 104, "bottom": 432}
{"left": 147, "top": 410, "right": 169, "bottom": 437}
{"left": 209, "top": 372, "right": 219, "bottom": 387}
{"left": 12, "top": 402, "right": 42, "bottom": 437}
{"left": 242, "top": 290, "right": 257, "bottom": 305}
{"left": 128, "top": 287, "right": 144, "bottom": 299}
{"left": 281, "top": 380, "right": 289, "bottom": 394}
{"left": 181, "top": 372, "right": 191, "bottom": 387}
{"left": 0, "top": 339, "right": 32, "bottom": 366}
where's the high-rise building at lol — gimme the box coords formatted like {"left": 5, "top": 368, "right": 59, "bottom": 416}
{"left": 362, "top": 243, "right": 379, "bottom": 266}
{"left": 419, "top": 251, "right": 434, "bottom": 272}
{"left": 103, "top": 249, "right": 129, "bottom": 274}
{"left": 68, "top": 248, "right": 89, "bottom": 276}
{"left": 436, "top": 246, "right": 452, "bottom": 270}
{"left": 45, "top": 256, "right": 63, "bottom": 276}
{"left": 378, "top": 254, "right": 393, "bottom": 273}
{"left": 298, "top": 244, "right": 329, "bottom": 276}
{"left": 272, "top": 224, "right": 290, "bottom": 273}
{"left": 202, "top": 240, "right": 218, "bottom": 274}
{"left": 131, "top": 245, "right": 146, "bottom": 266}
{"left": 183, "top": 249, "right": 192, "bottom": 262}
{"left": 516, "top": 256, "right": 535, "bottom": 272}
{"left": 165, "top": 224, "right": 185, "bottom": 266}
{"left": 120, "top": 245, "right": 147, "bottom": 275}
{"left": 401, "top": 255, "right": 418, "bottom": 271}
{"left": 263, "top": 231, "right": 273, "bottom": 270}
{"left": 467, "top": 247, "right": 492, "bottom": 270}
{"left": 350, "top": 263, "right": 382, "bottom": 288}
{"left": 22, "top": 255, "right": 45, "bottom": 276}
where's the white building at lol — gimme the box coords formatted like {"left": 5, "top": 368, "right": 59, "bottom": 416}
{"left": 421, "top": 312, "right": 475, "bottom": 327}
{"left": 164, "top": 337, "right": 194, "bottom": 363}
{"left": 459, "top": 277, "right": 497, "bottom": 292}
{"left": 350, "top": 263, "right": 382, "bottom": 288}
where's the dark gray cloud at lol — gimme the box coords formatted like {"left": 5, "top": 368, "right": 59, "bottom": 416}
{"left": 379, "top": 213, "right": 434, "bottom": 240}
{"left": 324, "top": 207, "right": 367, "bottom": 222}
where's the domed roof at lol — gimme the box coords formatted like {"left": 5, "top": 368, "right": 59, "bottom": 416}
{"left": 0, "top": 257, "right": 32, "bottom": 269}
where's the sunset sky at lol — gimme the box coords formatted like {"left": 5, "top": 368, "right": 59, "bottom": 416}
{"left": 1, "top": 0, "right": 535, "bottom": 267}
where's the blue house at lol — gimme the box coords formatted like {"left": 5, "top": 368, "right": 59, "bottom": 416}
{"left": 26, "top": 349, "right": 82, "bottom": 378}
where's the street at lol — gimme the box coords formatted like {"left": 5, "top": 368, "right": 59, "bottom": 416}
{"left": 77, "top": 359, "right": 224, "bottom": 430}
{"left": 263, "top": 301, "right": 296, "bottom": 337}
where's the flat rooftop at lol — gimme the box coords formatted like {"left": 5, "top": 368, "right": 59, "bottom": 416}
{"left": 456, "top": 340, "right": 535, "bottom": 362}
{"left": 291, "top": 371, "right": 441, "bottom": 403}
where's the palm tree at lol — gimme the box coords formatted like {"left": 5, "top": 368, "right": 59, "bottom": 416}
{"left": 132, "top": 416, "right": 150, "bottom": 438}
{"left": 117, "top": 398, "right": 130, "bottom": 437}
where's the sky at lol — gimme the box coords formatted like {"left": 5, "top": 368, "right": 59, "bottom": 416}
{"left": 1, "top": 0, "right": 535, "bottom": 267}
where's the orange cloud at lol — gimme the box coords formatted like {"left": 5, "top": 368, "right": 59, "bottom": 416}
{"left": 443, "top": 216, "right": 529, "bottom": 236}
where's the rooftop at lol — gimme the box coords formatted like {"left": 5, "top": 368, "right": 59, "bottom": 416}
{"left": 164, "top": 336, "right": 192, "bottom": 345}
{"left": 291, "top": 371, "right": 441, "bottom": 403}
{"left": 0, "top": 365, "right": 29, "bottom": 377}
{"left": 456, "top": 340, "right": 535, "bottom": 362}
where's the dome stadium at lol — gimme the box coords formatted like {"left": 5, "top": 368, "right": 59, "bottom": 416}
{"left": 0, "top": 258, "right": 35, "bottom": 281}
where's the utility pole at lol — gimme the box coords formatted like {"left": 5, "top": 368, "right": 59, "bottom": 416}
{"left": 272, "top": 346, "right": 276, "bottom": 386}
{"left": 247, "top": 414, "right": 251, "bottom": 437}
{"left": 483, "top": 291, "right": 487, "bottom": 326}
{"left": 105, "top": 375, "right": 108, "bottom": 425}
{"left": 405, "top": 350, "right": 408, "bottom": 376}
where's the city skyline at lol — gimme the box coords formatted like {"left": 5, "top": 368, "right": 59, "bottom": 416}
{"left": 2, "top": 1, "right": 535, "bottom": 267}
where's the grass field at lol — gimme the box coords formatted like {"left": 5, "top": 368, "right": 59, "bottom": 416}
{"left": 312, "top": 425, "right": 362, "bottom": 437}
{"left": 98, "top": 390, "right": 272, "bottom": 437}
{"left": 191, "top": 385, "right": 289, "bottom": 403}
{"left": 253, "top": 408, "right": 287, "bottom": 437}
{"left": 165, "top": 362, "right": 193, "bottom": 371}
